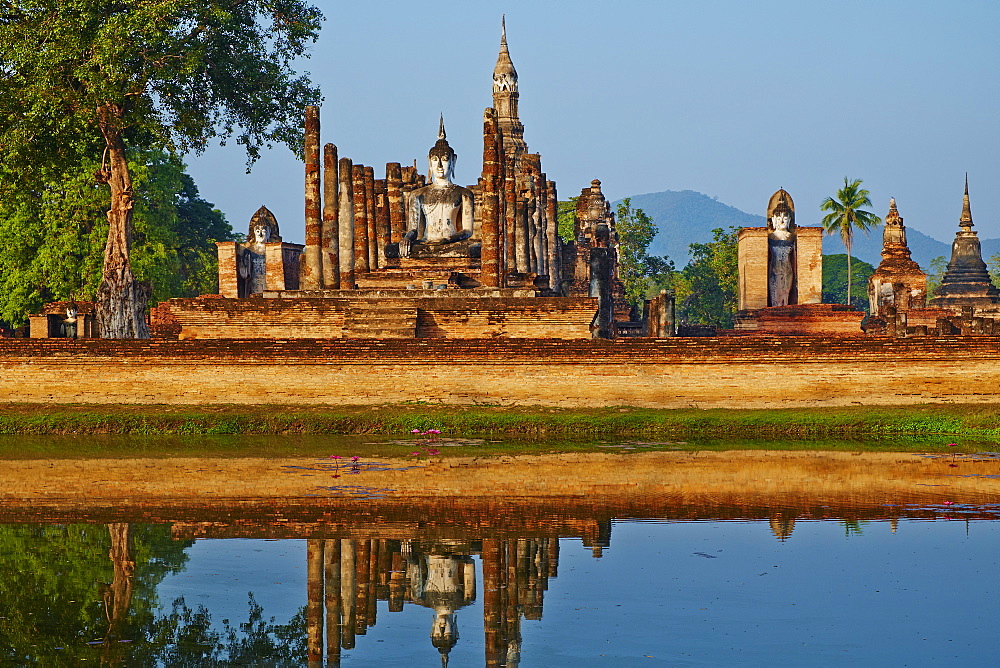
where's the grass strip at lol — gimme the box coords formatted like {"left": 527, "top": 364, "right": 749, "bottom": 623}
{"left": 0, "top": 403, "right": 998, "bottom": 439}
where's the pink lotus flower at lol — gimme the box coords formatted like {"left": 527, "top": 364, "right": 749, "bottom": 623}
{"left": 427, "top": 448, "right": 440, "bottom": 455}
{"left": 948, "top": 443, "right": 958, "bottom": 447}
{"left": 412, "top": 429, "right": 421, "bottom": 434}
{"left": 943, "top": 501, "right": 954, "bottom": 505}
{"left": 411, "top": 451, "right": 420, "bottom": 456}
{"left": 329, "top": 455, "right": 341, "bottom": 459}
{"left": 351, "top": 456, "right": 360, "bottom": 461}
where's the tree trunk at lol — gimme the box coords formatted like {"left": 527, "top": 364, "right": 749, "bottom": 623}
{"left": 846, "top": 235, "right": 853, "bottom": 306}
{"left": 101, "top": 522, "right": 135, "bottom": 662}
{"left": 96, "top": 103, "right": 150, "bottom": 339}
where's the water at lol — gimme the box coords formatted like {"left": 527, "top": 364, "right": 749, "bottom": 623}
{"left": 1, "top": 506, "right": 997, "bottom": 665}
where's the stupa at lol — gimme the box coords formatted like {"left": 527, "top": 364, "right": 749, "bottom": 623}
{"left": 928, "top": 176, "right": 1000, "bottom": 310}
{"left": 867, "top": 198, "right": 927, "bottom": 317}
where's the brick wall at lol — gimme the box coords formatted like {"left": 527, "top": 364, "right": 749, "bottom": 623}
{"left": 150, "top": 296, "right": 596, "bottom": 340}
{"left": 2, "top": 337, "right": 1000, "bottom": 408}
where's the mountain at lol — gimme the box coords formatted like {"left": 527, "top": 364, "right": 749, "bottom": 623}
{"left": 616, "top": 190, "right": 763, "bottom": 265}
{"left": 615, "top": 189, "right": 1000, "bottom": 270}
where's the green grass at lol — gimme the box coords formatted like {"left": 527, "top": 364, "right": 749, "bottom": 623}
{"left": 0, "top": 403, "right": 999, "bottom": 441}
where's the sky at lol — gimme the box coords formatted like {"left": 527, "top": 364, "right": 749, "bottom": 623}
{"left": 184, "top": 0, "right": 1000, "bottom": 248}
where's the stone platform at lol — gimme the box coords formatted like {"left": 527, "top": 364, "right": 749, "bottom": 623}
{"left": 150, "top": 291, "right": 597, "bottom": 340}
{"left": 734, "top": 304, "right": 865, "bottom": 335}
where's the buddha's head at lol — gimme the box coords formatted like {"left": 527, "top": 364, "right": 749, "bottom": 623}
{"left": 428, "top": 116, "right": 456, "bottom": 183}
{"left": 769, "top": 192, "right": 795, "bottom": 232}
{"left": 251, "top": 222, "right": 271, "bottom": 244}
{"left": 246, "top": 206, "right": 281, "bottom": 244}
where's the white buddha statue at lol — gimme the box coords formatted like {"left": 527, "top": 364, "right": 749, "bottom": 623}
{"left": 238, "top": 206, "right": 281, "bottom": 296}
{"left": 767, "top": 193, "right": 796, "bottom": 307}
{"left": 398, "top": 117, "right": 475, "bottom": 258}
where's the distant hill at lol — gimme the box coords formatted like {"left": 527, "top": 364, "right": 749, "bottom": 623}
{"left": 616, "top": 190, "right": 763, "bottom": 266}
{"left": 616, "top": 189, "right": 1000, "bottom": 270}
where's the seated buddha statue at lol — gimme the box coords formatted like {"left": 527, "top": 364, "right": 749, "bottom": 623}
{"left": 394, "top": 117, "right": 477, "bottom": 259}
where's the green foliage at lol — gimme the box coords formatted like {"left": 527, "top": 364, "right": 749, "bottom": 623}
{"left": 557, "top": 199, "right": 578, "bottom": 242}
{"left": 988, "top": 252, "right": 1000, "bottom": 289}
{"left": 0, "top": 151, "right": 235, "bottom": 326}
{"left": 0, "top": 522, "right": 307, "bottom": 663}
{"left": 0, "top": 0, "right": 324, "bottom": 172}
{"left": 923, "top": 256, "right": 949, "bottom": 295}
{"left": 615, "top": 198, "right": 674, "bottom": 306}
{"left": 676, "top": 227, "right": 739, "bottom": 328}
{"left": 820, "top": 178, "right": 881, "bottom": 304}
{"left": 822, "top": 254, "right": 875, "bottom": 309}
{"left": 0, "top": 0, "right": 323, "bottom": 333}
{"left": 0, "top": 524, "right": 192, "bottom": 663}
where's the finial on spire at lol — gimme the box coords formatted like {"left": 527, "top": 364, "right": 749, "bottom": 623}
{"left": 885, "top": 197, "right": 902, "bottom": 226}
{"left": 438, "top": 113, "right": 446, "bottom": 140}
{"left": 961, "top": 173, "right": 973, "bottom": 227}
{"left": 501, "top": 14, "right": 506, "bottom": 45}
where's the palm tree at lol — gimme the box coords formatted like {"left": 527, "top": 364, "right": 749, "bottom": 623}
{"left": 820, "top": 178, "right": 882, "bottom": 306}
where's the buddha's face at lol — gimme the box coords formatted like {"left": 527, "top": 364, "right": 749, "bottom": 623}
{"left": 429, "top": 154, "right": 452, "bottom": 182}
{"left": 252, "top": 223, "right": 270, "bottom": 244}
{"left": 772, "top": 212, "right": 791, "bottom": 232}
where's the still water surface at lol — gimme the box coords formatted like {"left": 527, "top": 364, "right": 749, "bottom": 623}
{"left": 3, "top": 508, "right": 998, "bottom": 666}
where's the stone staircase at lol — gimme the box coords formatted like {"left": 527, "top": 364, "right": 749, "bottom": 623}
{"left": 342, "top": 303, "right": 417, "bottom": 338}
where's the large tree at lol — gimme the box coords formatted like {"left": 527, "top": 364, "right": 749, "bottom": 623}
{"left": 0, "top": 0, "right": 322, "bottom": 337}
{"left": 677, "top": 226, "right": 739, "bottom": 328}
{"left": 615, "top": 198, "right": 673, "bottom": 307}
{"left": 820, "top": 178, "right": 881, "bottom": 306}
{"left": 0, "top": 150, "right": 235, "bottom": 328}
{"left": 822, "top": 254, "right": 875, "bottom": 310}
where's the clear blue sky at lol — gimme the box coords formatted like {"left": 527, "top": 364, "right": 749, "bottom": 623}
{"left": 185, "top": 0, "right": 1000, "bottom": 249}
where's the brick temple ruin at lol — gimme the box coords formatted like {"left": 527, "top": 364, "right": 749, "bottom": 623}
{"left": 22, "top": 22, "right": 1000, "bottom": 343}
{"left": 144, "top": 21, "right": 645, "bottom": 341}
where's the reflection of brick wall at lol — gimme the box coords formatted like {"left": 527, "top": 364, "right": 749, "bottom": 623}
{"left": 3, "top": 337, "right": 1000, "bottom": 407}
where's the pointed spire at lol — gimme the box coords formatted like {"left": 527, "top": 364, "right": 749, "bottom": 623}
{"left": 438, "top": 113, "right": 446, "bottom": 140}
{"left": 494, "top": 15, "right": 517, "bottom": 83}
{"left": 960, "top": 173, "right": 973, "bottom": 228}
{"left": 886, "top": 197, "right": 900, "bottom": 223}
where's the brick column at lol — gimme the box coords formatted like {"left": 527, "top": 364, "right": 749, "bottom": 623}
{"left": 322, "top": 143, "right": 340, "bottom": 289}
{"left": 546, "top": 179, "right": 561, "bottom": 292}
{"left": 480, "top": 108, "right": 501, "bottom": 288}
{"left": 352, "top": 165, "right": 369, "bottom": 274}
{"left": 386, "top": 163, "right": 405, "bottom": 244}
{"left": 302, "top": 106, "right": 322, "bottom": 290}
{"left": 338, "top": 158, "right": 355, "bottom": 289}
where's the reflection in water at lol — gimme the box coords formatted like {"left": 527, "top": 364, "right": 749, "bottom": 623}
{"left": 303, "top": 536, "right": 558, "bottom": 666}
{"left": 1, "top": 501, "right": 999, "bottom": 665}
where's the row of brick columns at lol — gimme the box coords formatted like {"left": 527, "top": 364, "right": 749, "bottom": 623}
{"left": 301, "top": 105, "right": 563, "bottom": 293}
{"left": 301, "top": 106, "right": 428, "bottom": 291}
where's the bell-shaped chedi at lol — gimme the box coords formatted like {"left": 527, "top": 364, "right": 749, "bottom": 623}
{"left": 929, "top": 176, "right": 1000, "bottom": 310}
{"left": 868, "top": 198, "right": 927, "bottom": 316}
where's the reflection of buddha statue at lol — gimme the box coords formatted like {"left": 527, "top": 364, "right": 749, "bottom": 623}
{"left": 403, "top": 540, "right": 476, "bottom": 666}
{"left": 396, "top": 117, "right": 476, "bottom": 259}
{"left": 767, "top": 190, "right": 797, "bottom": 306}
{"left": 238, "top": 206, "right": 281, "bottom": 296}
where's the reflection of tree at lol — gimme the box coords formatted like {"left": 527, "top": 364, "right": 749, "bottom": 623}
{"left": 150, "top": 594, "right": 306, "bottom": 665}
{"left": 0, "top": 523, "right": 188, "bottom": 663}
{"left": 0, "top": 522, "right": 306, "bottom": 664}
{"left": 100, "top": 522, "right": 136, "bottom": 664}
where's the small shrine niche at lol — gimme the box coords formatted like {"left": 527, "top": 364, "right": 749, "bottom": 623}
{"left": 737, "top": 189, "right": 823, "bottom": 310}
{"left": 216, "top": 206, "right": 304, "bottom": 297}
